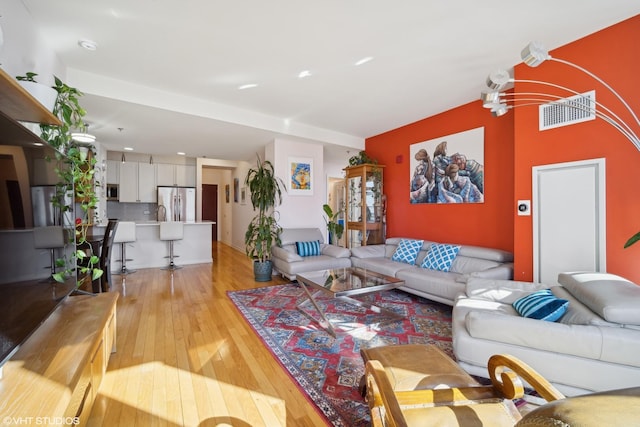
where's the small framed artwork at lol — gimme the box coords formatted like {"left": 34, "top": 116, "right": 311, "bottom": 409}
{"left": 225, "top": 184, "right": 230, "bottom": 203}
{"left": 233, "top": 178, "right": 239, "bottom": 203}
{"left": 240, "top": 187, "right": 247, "bottom": 205}
{"left": 288, "top": 157, "right": 313, "bottom": 195}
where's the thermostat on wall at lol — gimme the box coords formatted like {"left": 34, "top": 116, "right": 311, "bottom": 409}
{"left": 517, "top": 200, "right": 531, "bottom": 216}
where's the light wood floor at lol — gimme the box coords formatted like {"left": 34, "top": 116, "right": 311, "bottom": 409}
{"left": 88, "top": 242, "right": 329, "bottom": 427}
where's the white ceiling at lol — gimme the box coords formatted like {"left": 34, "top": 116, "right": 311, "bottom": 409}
{"left": 19, "top": 0, "right": 640, "bottom": 161}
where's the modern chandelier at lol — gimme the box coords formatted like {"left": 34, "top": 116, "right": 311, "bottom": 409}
{"left": 480, "top": 41, "right": 640, "bottom": 152}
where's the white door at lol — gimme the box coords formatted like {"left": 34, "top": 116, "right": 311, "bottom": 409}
{"left": 532, "top": 158, "right": 606, "bottom": 284}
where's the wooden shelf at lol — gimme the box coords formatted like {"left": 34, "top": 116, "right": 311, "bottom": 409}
{"left": 0, "top": 67, "right": 62, "bottom": 147}
{"left": 0, "top": 67, "right": 61, "bottom": 125}
{"left": 0, "top": 292, "right": 118, "bottom": 425}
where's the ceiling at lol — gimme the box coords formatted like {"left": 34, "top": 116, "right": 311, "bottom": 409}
{"left": 18, "top": 0, "right": 640, "bottom": 162}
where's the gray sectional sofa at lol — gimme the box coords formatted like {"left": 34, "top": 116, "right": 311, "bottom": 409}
{"left": 453, "top": 272, "right": 640, "bottom": 396}
{"left": 350, "top": 237, "right": 514, "bottom": 305}
{"left": 271, "top": 228, "right": 351, "bottom": 280}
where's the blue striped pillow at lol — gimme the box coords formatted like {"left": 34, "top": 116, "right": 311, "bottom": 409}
{"left": 513, "top": 289, "right": 569, "bottom": 322}
{"left": 296, "top": 240, "right": 321, "bottom": 257}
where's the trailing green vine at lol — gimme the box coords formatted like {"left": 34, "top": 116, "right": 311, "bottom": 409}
{"left": 18, "top": 73, "right": 102, "bottom": 284}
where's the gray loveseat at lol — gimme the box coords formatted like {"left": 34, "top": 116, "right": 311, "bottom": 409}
{"left": 350, "top": 237, "right": 514, "bottom": 305}
{"left": 453, "top": 272, "right": 640, "bottom": 396}
{"left": 271, "top": 228, "right": 351, "bottom": 280}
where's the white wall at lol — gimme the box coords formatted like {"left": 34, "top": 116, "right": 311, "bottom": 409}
{"left": 271, "top": 138, "right": 326, "bottom": 235}
{"left": 0, "top": 0, "right": 66, "bottom": 83}
{"left": 232, "top": 159, "right": 254, "bottom": 253}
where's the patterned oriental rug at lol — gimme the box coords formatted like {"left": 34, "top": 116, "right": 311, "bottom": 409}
{"left": 227, "top": 283, "right": 454, "bottom": 427}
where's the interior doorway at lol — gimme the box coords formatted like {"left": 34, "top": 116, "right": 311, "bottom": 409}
{"left": 327, "top": 177, "right": 345, "bottom": 246}
{"left": 532, "top": 158, "right": 606, "bottom": 284}
{"left": 202, "top": 184, "right": 218, "bottom": 241}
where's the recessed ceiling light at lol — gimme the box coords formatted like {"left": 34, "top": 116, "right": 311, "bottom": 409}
{"left": 355, "top": 56, "right": 374, "bottom": 66}
{"left": 238, "top": 83, "right": 258, "bottom": 90}
{"left": 78, "top": 39, "right": 98, "bottom": 51}
{"left": 298, "top": 70, "right": 312, "bottom": 79}
{"left": 177, "top": 152, "right": 186, "bottom": 156}
{"left": 124, "top": 147, "right": 134, "bottom": 151}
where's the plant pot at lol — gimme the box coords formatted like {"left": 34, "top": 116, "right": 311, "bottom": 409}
{"left": 253, "top": 260, "right": 273, "bottom": 282}
{"left": 18, "top": 81, "right": 58, "bottom": 112}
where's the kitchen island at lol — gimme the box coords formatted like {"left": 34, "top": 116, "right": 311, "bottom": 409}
{"left": 108, "top": 221, "right": 213, "bottom": 271}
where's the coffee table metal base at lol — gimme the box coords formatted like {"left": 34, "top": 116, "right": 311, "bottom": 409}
{"left": 296, "top": 282, "right": 404, "bottom": 338}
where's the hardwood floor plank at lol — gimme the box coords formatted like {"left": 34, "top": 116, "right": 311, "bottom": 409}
{"left": 87, "top": 242, "right": 329, "bottom": 427}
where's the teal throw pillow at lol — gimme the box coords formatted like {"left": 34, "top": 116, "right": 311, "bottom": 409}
{"left": 513, "top": 289, "right": 569, "bottom": 322}
{"left": 391, "top": 239, "right": 424, "bottom": 265}
{"left": 296, "top": 240, "right": 321, "bottom": 257}
{"left": 420, "top": 243, "right": 460, "bottom": 272}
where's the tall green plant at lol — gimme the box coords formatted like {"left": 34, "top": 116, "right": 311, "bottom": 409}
{"left": 322, "top": 204, "right": 344, "bottom": 245}
{"left": 244, "top": 155, "right": 285, "bottom": 262}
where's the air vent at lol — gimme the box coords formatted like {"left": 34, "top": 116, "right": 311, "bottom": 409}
{"left": 539, "top": 90, "right": 596, "bottom": 131}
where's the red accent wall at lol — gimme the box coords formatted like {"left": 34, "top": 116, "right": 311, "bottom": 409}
{"left": 366, "top": 101, "right": 515, "bottom": 252}
{"left": 513, "top": 15, "right": 640, "bottom": 283}
{"left": 366, "top": 14, "right": 640, "bottom": 283}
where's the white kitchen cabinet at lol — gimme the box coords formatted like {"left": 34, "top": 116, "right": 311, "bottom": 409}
{"left": 156, "top": 163, "right": 175, "bottom": 186}
{"left": 156, "top": 163, "right": 196, "bottom": 187}
{"left": 106, "top": 160, "right": 119, "bottom": 184}
{"left": 119, "top": 162, "right": 157, "bottom": 202}
{"left": 176, "top": 164, "right": 196, "bottom": 187}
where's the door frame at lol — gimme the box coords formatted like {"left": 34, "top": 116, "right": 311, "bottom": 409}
{"left": 532, "top": 158, "right": 606, "bottom": 283}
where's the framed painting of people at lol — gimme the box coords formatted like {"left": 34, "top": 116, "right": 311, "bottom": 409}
{"left": 409, "top": 127, "right": 484, "bottom": 204}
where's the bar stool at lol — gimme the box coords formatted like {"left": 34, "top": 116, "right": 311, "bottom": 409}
{"left": 113, "top": 221, "right": 137, "bottom": 275}
{"left": 160, "top": 222, "right": 184, "bottom": 270}
{"left": 33, "top": 226, "right": 65, "bottom": 280}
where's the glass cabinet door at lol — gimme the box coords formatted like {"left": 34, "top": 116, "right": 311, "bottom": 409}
{"left": 344, "top": 163, "right": 384, "bottom": 248}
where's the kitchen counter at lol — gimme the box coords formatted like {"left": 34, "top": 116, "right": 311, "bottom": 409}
{"left": 109, "top": 221, "right": 214, "bottom": 271}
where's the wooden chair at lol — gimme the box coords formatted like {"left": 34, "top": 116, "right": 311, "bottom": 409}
{"left": 364, "top": 353, "right": 565, "bottom": 427}
{"left": 97, "top": 219, "right": 118, "bottom": 292}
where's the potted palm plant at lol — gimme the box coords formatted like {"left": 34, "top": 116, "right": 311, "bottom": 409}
{"left": 323, "top": 204, "right": 344, "bottom": 246}
{"left": 244, "top": 155, "right": 285, "bottom": 281}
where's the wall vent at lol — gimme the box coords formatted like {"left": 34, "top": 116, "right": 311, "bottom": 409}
{"left": 539, "top": 90, "right": 596, "bottom": 131}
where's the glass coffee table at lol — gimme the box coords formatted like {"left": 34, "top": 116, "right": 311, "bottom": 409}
{"left": 296, "top": 267, "right": 405, "bottom": 337}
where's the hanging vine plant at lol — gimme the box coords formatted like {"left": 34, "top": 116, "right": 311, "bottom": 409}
{"left": 18, "top": 73, "right": 102, "bottom": 284}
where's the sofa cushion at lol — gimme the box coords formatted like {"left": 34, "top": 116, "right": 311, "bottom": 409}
{"left": 351, "top": 256, "right": 413, "bottom": 277}
{"left": 466, "top": 278, "right": 549, "bottom": 303}
{"left": 465, "top": 310, "right": 603, "bottom": 360}
{"left": 420, "top": 243, "right": 460, "bottom": 272}
{"left": 391, "top": 238, "right": 424, "bottom": 265}
{"left": 271, "top": 245, "right": 303, "bottom": 263}
{"left": 321, "top": 244, "right": 351, "bottom": 258}
{"left": 551, "top": 287, "right": 619, "bottom": 327}
{"left": 450, "top": 256, "right": 501, "bottom": 275}
{"left": 558, "top": 272, "right": 640, "bottom": 325}
{"left": 296, "top": 240, "right": 320, "bottom": 257}
{"left": 513, "top": 289, "right": 569, "bottom": 322}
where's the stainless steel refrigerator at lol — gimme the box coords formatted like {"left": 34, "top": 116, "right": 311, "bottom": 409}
{"left": 157, "top": 186, "right": 196, "bottom": 222}
{"left": 31, "top": 185, "right": 73, "bottom": 227}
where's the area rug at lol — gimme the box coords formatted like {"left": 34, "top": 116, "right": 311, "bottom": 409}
{"left": 227, "top": 283, "right": 454, "bottom": 426}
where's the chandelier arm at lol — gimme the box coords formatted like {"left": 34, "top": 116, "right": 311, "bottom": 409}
{"left": 500, "top": 97, "right": 640, "bottom": 150}
{"left": 513, "top": 80, "right": 637, "bottom": 138}
{"left": 550, "top": 57, "right": 640, "bottom": 127}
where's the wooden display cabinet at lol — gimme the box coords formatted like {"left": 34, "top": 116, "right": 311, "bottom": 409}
{"left": 344, "top": 163, "right": 385, "bottom": 248}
